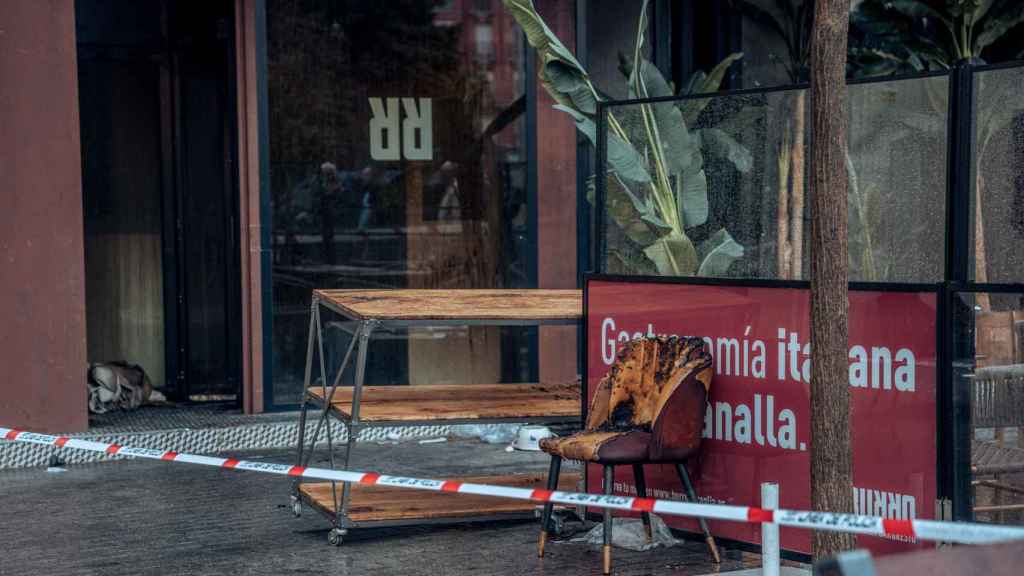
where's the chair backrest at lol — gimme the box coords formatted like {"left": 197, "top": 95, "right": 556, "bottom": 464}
{"left": 586, "top": 336, "right": 713, "bottom": 433}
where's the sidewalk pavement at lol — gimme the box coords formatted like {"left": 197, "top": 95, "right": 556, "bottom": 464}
{"left": 0, "top": 438, "right": 766, "bottom": 576}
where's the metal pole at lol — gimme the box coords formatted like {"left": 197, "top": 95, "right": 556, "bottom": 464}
{"left": 761, "top": 482, "right": 779, "bottom": 576}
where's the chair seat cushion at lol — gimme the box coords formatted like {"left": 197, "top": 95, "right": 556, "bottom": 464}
{"left": 539, "top": 430, "right": 651, "bottom": 464}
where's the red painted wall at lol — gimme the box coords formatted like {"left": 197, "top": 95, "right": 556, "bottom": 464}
{"left": 0, "top": 0, "right": 88, "bottom": 433}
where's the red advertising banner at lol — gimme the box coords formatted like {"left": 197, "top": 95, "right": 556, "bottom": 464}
{"left": 585, "top": 278, "right": 937, "bottom": 555}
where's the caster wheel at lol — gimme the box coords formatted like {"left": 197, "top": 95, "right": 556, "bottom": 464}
{"left": 328, "top": 528, "right": 345, "bottom": 546}
{"left": 292, "top": 501, "right": 302, "bottom": 517}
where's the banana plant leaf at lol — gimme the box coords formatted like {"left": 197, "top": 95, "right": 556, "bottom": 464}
{"left": 586, "top": 173, "right": 673, "bottom": 246}
{"left": 628, "top": 57, "right": 702, "bottom": 175}
{"left": 643, "top": 231, "right": 700, "bottom": 276}
{"left": 553, "top": 104, "right": 651, "bottom": 184}
{"left": 697, "top": 229, "right": 745, "bottom": 276}
{"left": 975, "top": 2, "right": 1024, "bottom": 53}
{"left": 679, "top": 52, "right": 744, "bottom": 126}
{"left": 698, "top": 128, "right": 754, "bottom": 174}
{"left": 674, "top": 168, "right": 709, "bottom": 229}
{"left": 503, "top": 0, "right": 597, "bottom": 114}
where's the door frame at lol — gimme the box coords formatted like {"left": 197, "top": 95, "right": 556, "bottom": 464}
{"left": 160, "top": 0, "right": 244, "bottom": 403}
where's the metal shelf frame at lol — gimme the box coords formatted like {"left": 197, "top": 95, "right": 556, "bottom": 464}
{"left": 290, "top": 291, "right": 583, "bottom": 544}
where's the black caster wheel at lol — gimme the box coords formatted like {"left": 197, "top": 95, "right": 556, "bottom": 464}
{"left": 290, "top": 495, "right": 302, "bottom": 517}
{"left": 328, "top": 528, "right": 345, "bottom": 546}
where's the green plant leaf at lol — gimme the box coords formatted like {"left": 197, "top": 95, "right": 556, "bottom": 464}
{"left": 679, "top": 71, "right": 706, "bottom": 96}
{"left": 698, "top": 228, "right": 745, "bottom": 276}
{"left": 643, "top": 231, "right": 700, "bottom": 276}
{"left": 675, "top": 168, "right": 708, "bottom": 229}
{"left": 973, "top": 2, "right": 1024, "bottom": 53}
{"left": 543, "top": 59, "right": 599, "bottom": 114}
{"left": 628, "top": 58, "right": 701, "bottom": 175}
{"left": 699, "top": 128, "right": 753, "bottom": 173}
{"left": 607, "top": 247, "right": 659, "bottom": 276}
{"left": 502, "top": 0, "right": 584, "bottom": 69}
{"left": 587, "top": 173, "right": 672, "bottom": 246}
{"left": 553, "top": 104, "right": 651, "bottom": 184}
{"left": 503, "top": 0, "right": 598, "bottom": 115}
{"left": 679, "top": 53, "right": 744, "bottom": 125}
{"left": 883, "top": 0, "right": 953, "bottom": 26}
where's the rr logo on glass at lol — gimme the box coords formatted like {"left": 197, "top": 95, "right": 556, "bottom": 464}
{"left": 369, "top": 97, "right": 433, "bottom": 161}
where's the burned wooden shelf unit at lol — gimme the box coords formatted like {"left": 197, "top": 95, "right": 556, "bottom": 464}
{"left": 299, "top": 472, "right": 583, "bottom": 527}
{"left": 291, "top": 289, "right": 584, "bottom": 545}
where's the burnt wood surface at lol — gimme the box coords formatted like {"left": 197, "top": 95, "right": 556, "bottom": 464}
{"left": 300, "top": 472, "right": 582, "bottom": 522}
{"left": 308, "top": 382, "right": 581, "bottom": 422}
{"left": 313, "top": 289, "right": 582, "bottom": 322}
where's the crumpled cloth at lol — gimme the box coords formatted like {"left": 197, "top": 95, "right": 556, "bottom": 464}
{"left": 570, "top": 514, "right": 679, "bottom": 551}
{"left": 87, "top": 362, "right": 159, "bottom": 414}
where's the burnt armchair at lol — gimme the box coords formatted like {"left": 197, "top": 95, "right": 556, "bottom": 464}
{"left": 537, "top": 336, "right": 719, "bottom": 574}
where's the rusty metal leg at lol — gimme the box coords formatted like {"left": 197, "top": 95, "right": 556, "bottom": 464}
{"left": 336, "top": 422, "right": 358, "bottom": 532}
{"left": 603, "top": 464, "right": 614, "bottom": 575}
{"left": 633, "top": 464, "right": 652, "bottom": 542}
{"left": 538, "top": 455, "right": 562, "bottom": 557}
{"left": 676, "top": 462, "right": 720, "bottom": 564}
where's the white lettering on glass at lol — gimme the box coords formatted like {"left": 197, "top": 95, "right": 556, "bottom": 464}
{"left": 369, "top": 97, "right": 433, "bottom": 161}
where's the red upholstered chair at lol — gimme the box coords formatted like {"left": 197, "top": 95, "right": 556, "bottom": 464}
{"left": 537, "top": 336, "right": 719, "bottom": 574}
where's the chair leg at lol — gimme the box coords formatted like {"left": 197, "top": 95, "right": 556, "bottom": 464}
{"left": 537, "top": 455, "right": 561, "bottom": 557}
{"left": 603, "top": 464, "right": 614, "bottom": 575}
{"left": 632, "top": 464, "right": 652, "bottom": 542}
{"left": 675, "top": 462, "right": 721, "bottom": 564}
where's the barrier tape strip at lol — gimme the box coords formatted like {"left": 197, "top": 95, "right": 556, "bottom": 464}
{"left": 4, "top": 426, "right": 1024, "bottom": 546}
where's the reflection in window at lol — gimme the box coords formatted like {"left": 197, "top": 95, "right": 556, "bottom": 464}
{"left": 266, "top": 0, "right": 530, "bottom": 405}
{"left": 956, "top": 292, "right": 1024, "bottom": 525}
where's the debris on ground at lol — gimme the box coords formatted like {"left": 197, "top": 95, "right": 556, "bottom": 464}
{"left": 449, "top": 424, "right": 521, "bottom": 444}
{"left": 87, "top": 362, "right": 163, "bottom": 414}
{"left": 570, "top": 514, "right": 679, "bottom": 551}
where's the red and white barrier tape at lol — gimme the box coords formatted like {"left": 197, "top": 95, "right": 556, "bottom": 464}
{"left": 4, "top": 426, "right": 1023, "bottom": 545}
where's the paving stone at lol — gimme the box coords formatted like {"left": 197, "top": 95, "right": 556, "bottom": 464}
{"left": 0, "top": 439, "right": 761, "bottom": 575}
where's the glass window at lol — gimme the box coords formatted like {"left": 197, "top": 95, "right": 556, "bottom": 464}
{"left": 677, "top": 1, "right": 1024, "bottom": 86}
{"left": 847, "top": 75, "right": 948, "bottom": 283}
{"left": 595, "top": 74, "right": 948, "bottom": 282}
{"left": 598, "top": 88, "right": 806, "bottom": 279}
{"left": 849, "top": 1, "right": 1024, "bottom": 79}
{"left": 731, "top": 0, "right": 811, "bottom": 87}
{"left": 266, "top": 0, "right": 532, "bottom": 405}
{"left": 954, "top": 291, "right": 1024, "bottom": 525}
{"left": 971, "top": 66, "right": 1024, "bottom": 285}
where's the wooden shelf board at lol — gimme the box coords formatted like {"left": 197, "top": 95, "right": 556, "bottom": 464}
{"left": 308, "top": 382, "right": 581, "bottom": 422}
{"left": 300, "top": 472, "right": 582, "bottom": 523}
{"left": 313, "top": 289, "right": 582, "bottom": 322}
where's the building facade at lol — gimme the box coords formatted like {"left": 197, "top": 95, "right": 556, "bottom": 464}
{"left": 2, "top": 0, "right": 1023, "bottom": 522}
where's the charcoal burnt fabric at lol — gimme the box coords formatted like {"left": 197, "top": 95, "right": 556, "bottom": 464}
{"left": 539, "top": 431, "right": 650, "bottom": 463}
{"left": 541, "top": 336, "right": 712, "bottom": 464}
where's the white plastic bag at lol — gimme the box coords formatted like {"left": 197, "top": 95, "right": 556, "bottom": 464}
{"left": 570, "top": 514, "right": 679, "bottom": 551}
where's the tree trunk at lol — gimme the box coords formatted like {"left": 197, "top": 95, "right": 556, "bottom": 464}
{"left": 790, "top": 91, "right": 807, "bottom": 279}
{"left": 808, "top": 0, "right": 856, "bottom": 560}
{"left": 975, "top": 170, "right": 991, "bottom": 311}
{"left": 777, "top": 117, "right": 793, "bottom": 279}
